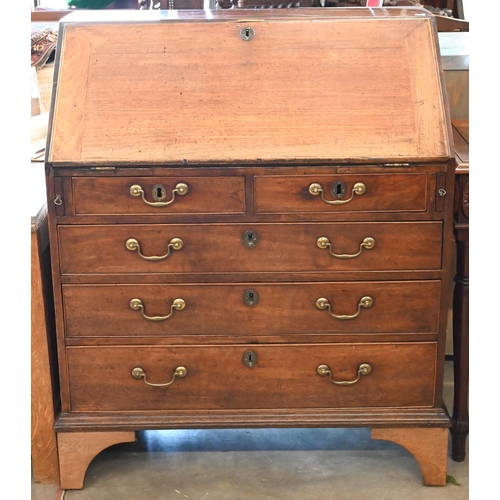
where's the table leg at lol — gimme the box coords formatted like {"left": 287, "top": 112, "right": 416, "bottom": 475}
{"left": 450, "top": 231, "right": 468, "bottom": 462}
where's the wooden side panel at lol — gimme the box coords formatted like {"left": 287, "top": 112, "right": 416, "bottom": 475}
{"left": 31, "top": 214, "right": 59, "bottom": 484}
{"left": 49, "top": 16, "right": 450, "bottom": 165}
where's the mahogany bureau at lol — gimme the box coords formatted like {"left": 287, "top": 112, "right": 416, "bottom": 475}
{"left": 45, "top": 7, "right": 455, "bottom": 489}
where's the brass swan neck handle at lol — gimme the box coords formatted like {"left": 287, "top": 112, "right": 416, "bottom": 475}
{"left": 131, "top": 366, "right": 188, "bottom": 387}
{"left": 316, "top": 296, "right": 373, "bottom": 320}
{"left": 129, "top": 182, "right": 189, "bottom": 207}
{"left": 317, "top": 363, "right": 372, "bottom": 386}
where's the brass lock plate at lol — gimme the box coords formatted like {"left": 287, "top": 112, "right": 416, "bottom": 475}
{"left": 242, "top": 230, "right": 258, "bottom": 248}
{"left": 152, "top": 184, "right": 167, "bottom": 202}
{"left": 242, "top": 350, "right": 258, "bottom": 368}
{"left": 330, "top": 180, "right": 347, "bottom": 199}
{"left": 244, "top": 289, "right": 259, "bottom": 307}
{"left": 240, "top": 27, "right": 255, "bottom": 41}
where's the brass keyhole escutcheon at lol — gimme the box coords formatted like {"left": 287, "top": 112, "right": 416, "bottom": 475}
{"left": 152, "top": 184, "right": 167, "bottom": 202}
{"left": 242, "top": 230, "right": 258, "bottom": 248}
{"left": 330, "top": 180, "right": 347, "bottom": 199}
{"left": 244, "top": 289, "right": 259, "bottom": 307}
{"left": 243, "top": 350, "right": 258, "bottom": 368}
{"left": 240, "top": 26, "right": 255, "bottom": 41}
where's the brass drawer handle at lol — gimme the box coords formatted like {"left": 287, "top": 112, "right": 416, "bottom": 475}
{"left": 131, "top": 366, "right": 188, "bottom": 387}
{"left": 129, "top": 182, "right": 189, "bottom": 207}
{"left": 309, "top": 182, "right": 366, "bottom": 205}
{"left": 317, "top": 236, "right": 375, "bottom": 259}
{"left": 125, "top": 237, "right": 183, "bottom": 261}
{"left": 316, "top": 296, "right": 373, "bottom": 320}
{"left": 317, "top": 363, "right": 371, "bottom": 386}
{"left": 130, "top": 298, "right": 186, "bottom": 321}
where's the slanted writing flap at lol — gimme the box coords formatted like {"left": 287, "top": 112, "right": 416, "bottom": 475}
{"left": 49, "top": 8, "right": 452, "bottom": 166}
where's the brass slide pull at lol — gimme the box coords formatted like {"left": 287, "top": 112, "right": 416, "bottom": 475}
{"left": 309, "top": 182, "right": 366, "bottom": 205}
{"left": 130, "top": 298, "right": 186, "bottom": 321}
{"left": 316, "top": 363, "right": 372, "bottom": 386}
{"left": 129, "top": 182, "right": 189, "bottom": 207}
{"left": 316, "top": 236, "right": 375, "bottom": 259}
{"left": 316, "top": 296, "right": 373, "bottom": 320}
{"left": 131, "top": 366, "right": 188, "bottom": 387}
{"left": 125, "top": 237, "right": 183, "bottom": 261}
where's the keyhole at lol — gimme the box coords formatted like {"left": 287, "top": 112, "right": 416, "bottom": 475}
{"left": 244, "top": 289, "right": 259, "bottom": 306}
{"left": 152, "top": 184, "right": 166, "bottom": 202}
{"left": 242, "top": 230, "right": 258, "bottom": 248}
{"left": 240, "top": 26, "right": 254, "bottom": 41}
{"left": 331, "top": 180, "right": 347, "bottom": 199}
{"left": 243, "top": 350, "right": 257, "bottom": 368}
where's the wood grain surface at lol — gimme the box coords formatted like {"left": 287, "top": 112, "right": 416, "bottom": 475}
{"left": 62, "top": 281, "right": 441, "bottom": 337}
{"left": 57, "top": 221, "right": 443, "bottom": 275}
{"left": 49, "top": 11, "right": 451, "bottom": 165}
{"left": 66, "top": 342, "right": 437, "bottom": 411}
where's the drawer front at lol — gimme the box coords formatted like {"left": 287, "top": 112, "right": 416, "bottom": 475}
{"left": 58, "top": 221, "right": 442, "bottom": 275}
{"left": 67, "top": 343, "right": 437, "bottom": 411}
{"left": 63, "top": 281, "right": 441, "bottom": 337}
{"left": 254, "top": 174, "right": 427, "bottom": 213}
{"left": 72, "top": 176, "right": 245, "bottom": 215}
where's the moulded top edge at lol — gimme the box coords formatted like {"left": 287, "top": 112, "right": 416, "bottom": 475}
{"left": 58, "top": 7, "right": 434, "bottom": 26}
{"left": 47, "top": 157, "right": 453, "bottom": 169}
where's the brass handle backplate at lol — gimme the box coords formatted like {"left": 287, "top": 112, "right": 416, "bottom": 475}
{"left": 130, "top": 182, "right": 189, "bottom": 207}
{"left": 316, "top": 296, "right": 373, "bottom": 320}
{"left": 317, "top": 363, "right": 371, "bottom": 386}
{"left": 130, "top": 298, "right": 186, "bottom": 321}
{"left": 131, "top": 366, "right": 188, "bottom": 387}
{"left": 317, "top": 236, "right": 375, "bottom": 259}
{"left": 309, "top": 182, "right": 366, "bottom": 205}
{"left": 126, "top": 237, "right": 183, "bottom": 261}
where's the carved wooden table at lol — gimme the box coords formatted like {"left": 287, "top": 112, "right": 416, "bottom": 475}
{"left": 450, "top": 119, "right": 469, "bottom": 462}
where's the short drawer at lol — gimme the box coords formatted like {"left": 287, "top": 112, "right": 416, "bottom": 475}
{"left": 58, "top": 221, "right": 442, "bottom": 275}
{"left": 62, "top": 281, "right": 441, "bottom": 337}
{"left": 67, "top": 343, "right": 437, "bottom": 411}
{"left": 72, "top": 176, "right": 245, "bottom": 215}
{"left": 254, "top": 173, "right": 427, "bottom": 213}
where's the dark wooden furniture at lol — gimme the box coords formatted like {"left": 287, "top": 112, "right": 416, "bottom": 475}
{"left": 45, "top": 7, "right": 455, "bottom": 489}
{"left": 451, "top": 119, "right": 469, "bottom": 462}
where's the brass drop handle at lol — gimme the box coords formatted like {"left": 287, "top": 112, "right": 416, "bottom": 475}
{"left": 317, "top": 236, "right": 375, "bottom": 259}
{"left": 316, "top": 296, "right": 373, "bottom": 320}
{"left": 309, "top": 182, "right": 366, "bottom": 205}
{"left": 130, "top": 298, "right": 186, "bottom": 321}
{"left": 129, "top": 182, "right": 189, "bottom": 207}
{"left": 317, "top": 363, "right": 372, "bottom": 386}
{"left": 131, "top": 366, "right": 188, "bottom": 387}
{"left": 125, "top": 237, "right": 183, "bottom": 261}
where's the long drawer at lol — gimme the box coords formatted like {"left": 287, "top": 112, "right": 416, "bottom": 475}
{"left": 72, "top": 176, "right": 246, "bottom": 215}
{"left": 67, "top": 343, "right": 437, "bottom": 411}
{"left": 58, "top": 221, "right": 443, "bottom": 275}
{"left": 254, "top": 173, "right": 428, "bottom": 213}
{"left": 62, "top": 281, "right": 441, "bottom": 337}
